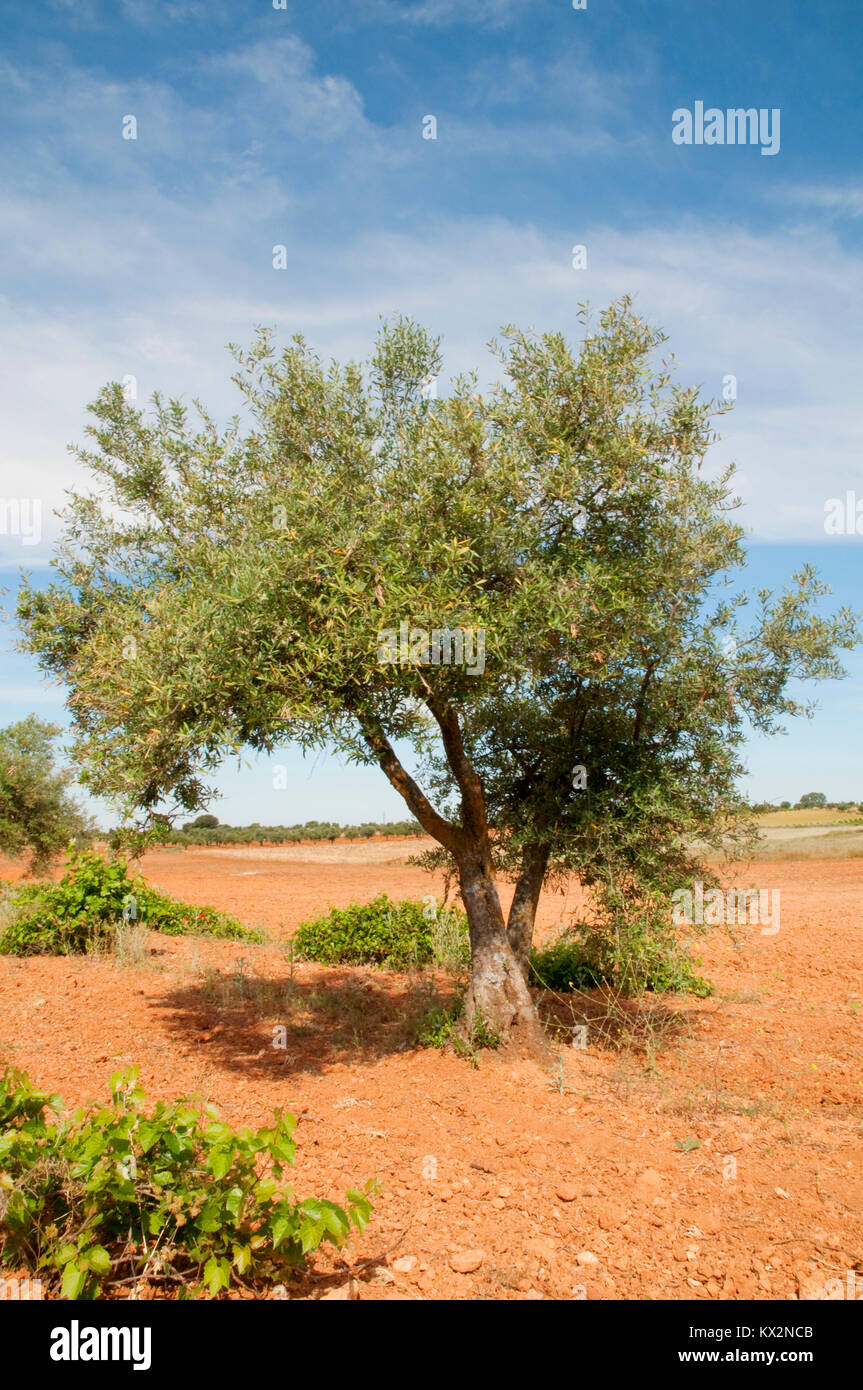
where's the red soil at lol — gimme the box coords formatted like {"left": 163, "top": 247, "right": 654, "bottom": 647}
{"left": 1, "top": 844, "right": 861, "bottom": 1301}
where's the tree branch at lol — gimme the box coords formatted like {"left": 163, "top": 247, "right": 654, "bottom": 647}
{"left": 632, "top": 661, "right": 655, "bottom": 741}
{"left": 356, "top": 712, "right": 463, "bottom": 858}
{"left": 424, "top": 694, "right": 490, "bottom": 850}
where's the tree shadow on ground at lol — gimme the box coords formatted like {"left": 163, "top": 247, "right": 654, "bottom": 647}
{"left": 537, "top": 982, "right": 703, "bottom": 1055}
{"left": 149, "top": 952, "right": 705, "bottom": 1083}
{"left": 150, "top": 960, "right": 463, "bottom": 1080}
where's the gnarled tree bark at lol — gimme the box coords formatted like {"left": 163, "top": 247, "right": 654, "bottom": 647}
{"left": 457, "top": 851, "right": 543, "bottom": 1047}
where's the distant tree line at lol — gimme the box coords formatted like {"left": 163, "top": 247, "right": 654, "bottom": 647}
{"left": 118, "top": 816, "right": 427, "bottom": 847}
{"left": 750, "top": 793, "right": 860, "bottom": 814}
{"left": 111, "top": 796, "right": 862, "bottom": 851}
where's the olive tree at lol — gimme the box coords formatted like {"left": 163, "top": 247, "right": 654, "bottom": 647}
{"left": 17, "top": 300, "right": 859, "bottom": 1043}
{"left": 0, "top": 715, "right": 95, "bottom": 872}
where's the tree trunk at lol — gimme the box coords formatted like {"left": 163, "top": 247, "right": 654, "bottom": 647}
{"left": 458, "top": 855, "right": 545, "bottom": 1052}
{"left": 506, "top": 842, "right": 550, "bottom": 978}
{"left": 353, "top": 712, "right": 547, "bottom": 1051}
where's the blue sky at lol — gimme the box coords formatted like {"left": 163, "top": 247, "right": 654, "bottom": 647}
{"left": 1, "top": 0, "right": 861, "bottom": 825}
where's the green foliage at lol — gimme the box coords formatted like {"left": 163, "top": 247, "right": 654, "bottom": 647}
{"left": 416, "top": 998, "right": 501, "bottom": 1061}
{"left": 674, "top": 1136, "right": 701, "bottom": 1153}
{"left": 797, "top": 791, "right": 827, "bottom": 809}
{"left": 416, "top": 1003, "right": 462, "bottom": 1049}
{"left": 529, "top": 925, "right": 713, "bottom": 997}
{"left": 528, "top": 934, "right": 613, "bottom": 992}
{"left": 182, "top": 813, "right": 220, "bottom": 830}
{"left": 0, "top": 1066, "right": 374, "bottom": 1299}
{"left": 0, "top": 845, "right": 261, "bottom": 955}
{"left": 0, "top": 716, "right": 95, "bottom": 872}
{"left": 293, "top": 894, "right": 469, "bottom": 970}
{"left": 467, "top": 1013, "right": 502, "bottom": 1051}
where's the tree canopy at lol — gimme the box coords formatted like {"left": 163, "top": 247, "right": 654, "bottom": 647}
{"left": 797, "top": 792, "right": 827, "bottom": 809}
{"left": 18, "top": 298, "right": 860, "bottom": 1040}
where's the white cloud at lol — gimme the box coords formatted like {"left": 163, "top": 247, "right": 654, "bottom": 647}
{"left": 2, "top": 33, "right": 862, "bottom": 563}
{"left": 3, "top": 212, "right": 863, "bottom": 563}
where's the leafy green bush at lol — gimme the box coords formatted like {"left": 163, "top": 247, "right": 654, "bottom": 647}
{"left": 0, "top": 1066, "right": 374, "bottom": 1299}
{"left": 293, "top": 894, "right": 469, "bottom": 970}
{"left": 0, "top": 846, "right": 261, "bottom": 955}
{"left": 529, "top": 927, "right": 712, "bottom": 997}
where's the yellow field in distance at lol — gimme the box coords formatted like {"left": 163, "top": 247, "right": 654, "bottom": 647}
{"left": 756, "top": 807, "right": 862, "bottom": 828}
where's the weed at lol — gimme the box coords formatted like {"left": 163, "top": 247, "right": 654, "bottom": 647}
{"left": 416, "top": 999, "right": 464, "bottom": 1049}
{"left": 674, "top": 1136, "right": 701, "bottom": 1153}
{"left": 416, "top": 999, "right": 500, "bottom": 1066}
{"left": 111, "top": 921, "right": 151, "bottom": 968}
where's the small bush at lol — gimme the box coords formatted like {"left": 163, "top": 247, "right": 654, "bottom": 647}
{"left": 528, "top": 935, "right": 613, "bottom": 992}
{"left": 292, "top": 894, "right": 469, "bottom": 971}
{"left": 0, "top": 846, "right": 262, "bottom": 956}
{"left": 0, "top": 1066, "right": 374, "bottom": 1299}
{"left": 529, "top": 928, "right": 712, "bottom": 997}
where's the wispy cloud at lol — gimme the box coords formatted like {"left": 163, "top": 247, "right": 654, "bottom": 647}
{"left": 365, "top": 0, "right": 533, "bottom": 27}
{"left": 774, "top": 182, "right": 863, "bottom": 220}
{"left": 3, "top": 208, "right": 862, "bottom": 563}
{"left": 205, "top": 36, "right": 368, "bottom": 141}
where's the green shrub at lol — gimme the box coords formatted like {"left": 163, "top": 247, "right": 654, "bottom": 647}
{"left": 528, "top": 934, "right": 613, "bottom": 992}
{"left": 293, "top": 894, "right": 469, "bottom": 970}
{"left": 0, "top": 845, "right": 262, "bottom": 955}
{"left": 529, "top": 927, "right": 713, "bottom": 997}
{"left": 0, "top": 1066, "right": 374, "bottom": 1299}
